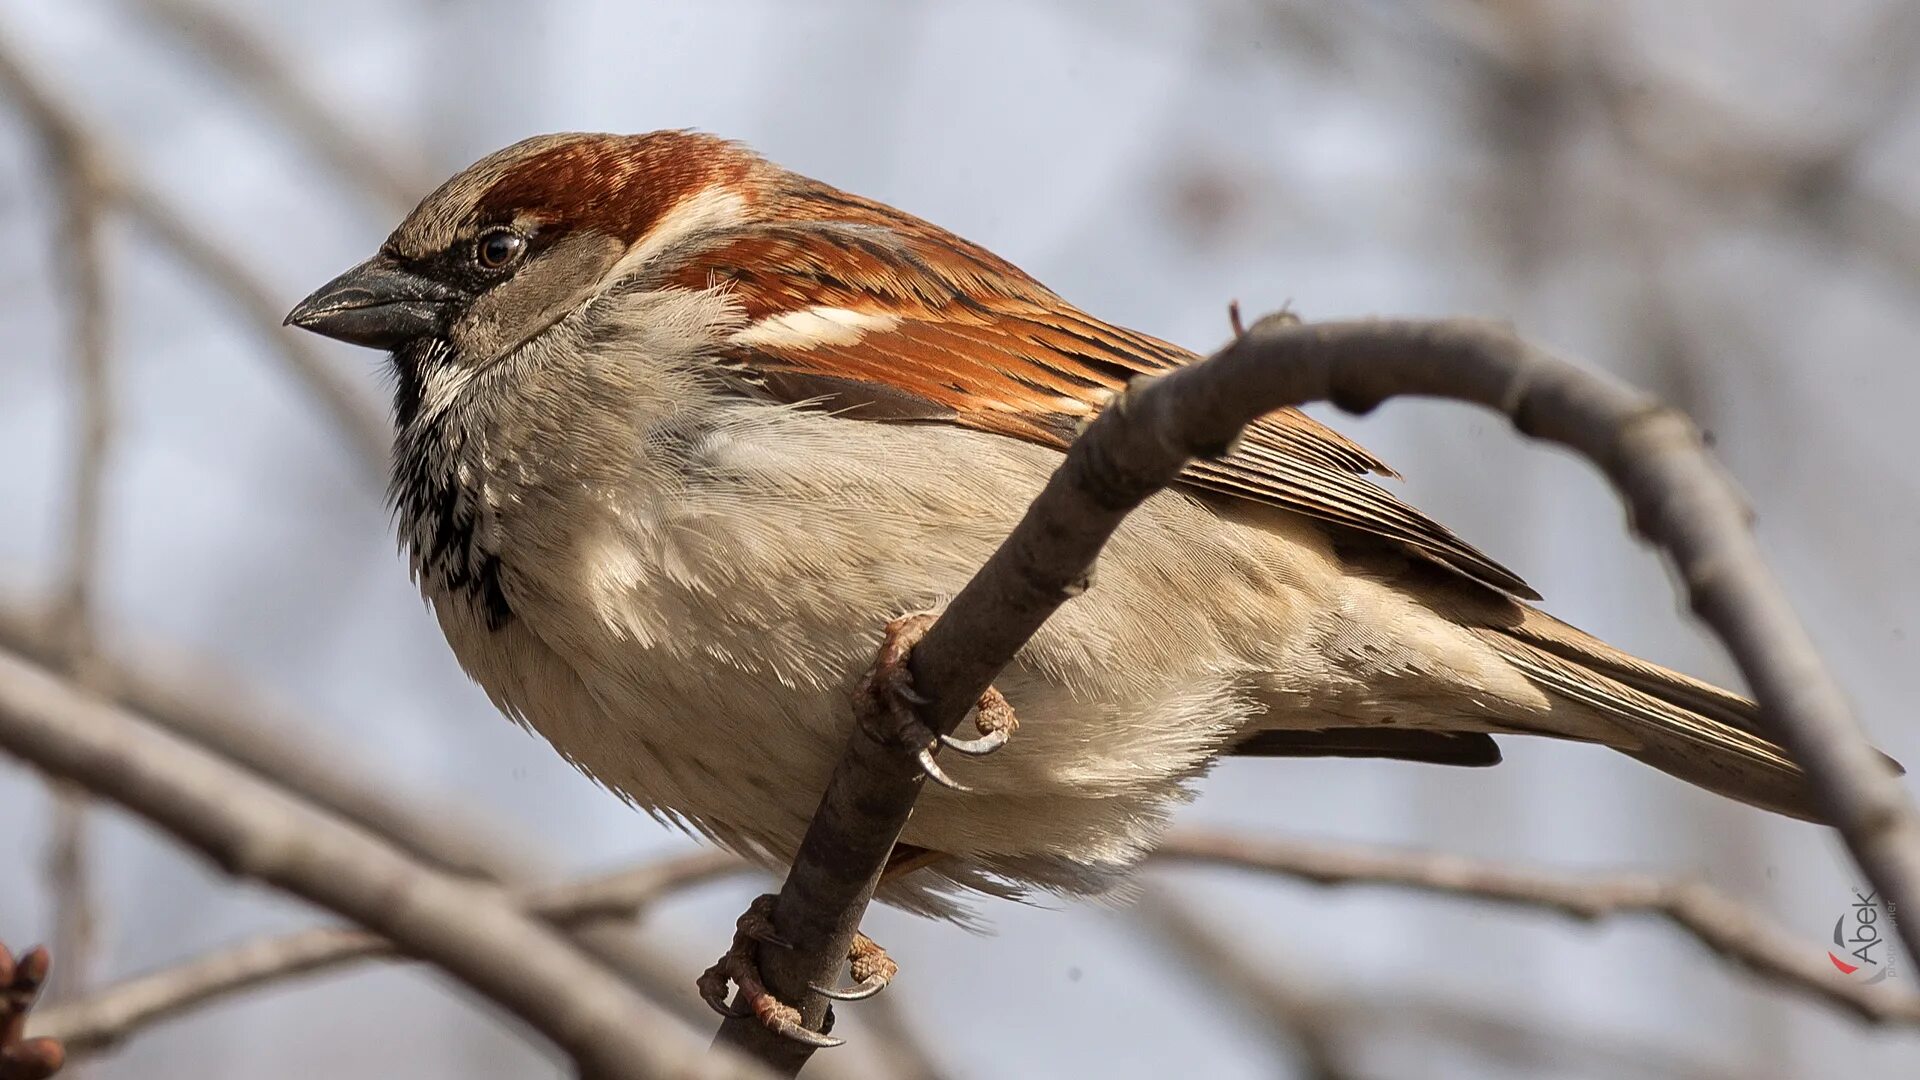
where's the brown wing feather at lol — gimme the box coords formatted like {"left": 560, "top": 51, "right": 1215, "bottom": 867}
{"left": 642, "top": 169, "right": 1916, "bottom": 804}
{"left": 644, "top": 189, "right": 1536, "bottom": 598}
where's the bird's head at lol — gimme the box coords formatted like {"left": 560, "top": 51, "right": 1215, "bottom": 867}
{"left": 285, "top": 130, "right": 766, "bottom": 422}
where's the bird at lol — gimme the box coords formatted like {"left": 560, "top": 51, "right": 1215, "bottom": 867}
{"left": 287, "top": 130, "right": 1865, "bottom": 1040}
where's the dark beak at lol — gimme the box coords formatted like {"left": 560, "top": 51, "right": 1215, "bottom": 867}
{"left": 284, "top": 256, "right": 459, "bottom": 349}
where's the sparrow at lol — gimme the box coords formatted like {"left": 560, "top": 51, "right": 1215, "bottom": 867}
{"left": 287, "top": 130, "right": 1858, "bottom": 1025}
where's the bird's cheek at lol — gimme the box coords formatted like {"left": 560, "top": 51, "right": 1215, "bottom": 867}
{"left": 449, "top": 232, "right": 625, "bottom": 365}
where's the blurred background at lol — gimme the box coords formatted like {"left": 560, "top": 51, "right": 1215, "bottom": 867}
{"left": 2, "top": 1, "right": 1917, "bottom": 1077}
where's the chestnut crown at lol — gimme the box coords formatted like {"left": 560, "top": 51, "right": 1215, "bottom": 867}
{"left": 285, "top": 131, "right": 762, "bottom": 352}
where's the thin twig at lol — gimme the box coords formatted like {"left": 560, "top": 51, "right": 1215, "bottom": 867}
{"left": 39, "top": 111, "right": 112, "bottom": 686}
{"left": 29, "top": 851, "right": 745, "bottom": 1054}
{"left": 0, "top": 605, "right": 884, "bottom": 1079}
{"left": 1401, "top": 0, "right": 1920, "bottom": 296}
{"left": 1154, "top": 829, "right": 1920, "bottom": 1026}
{"left": 0, "top": 603, "right": 507, "bottom": 881}
{"left": 1138, "top": 889, "right": 1746, "bottom": 1080}
{"left": 1135, "top": 892, "right": 1354, "bottom": 1080}
{"left": 0, "top": 645, "right": 775, "bottom": 1080}
{"left": 847, "top": 995, "right": 949, "bottom": 1080}
{"left": 131, "top": 0, "right": 431, "bottom": 213}
{"left": 39, "top": 794, "right": 90, "bottom": 1013}
{"left": 115, "top": 183, "right": 390, "bottom": 476}
{"left": 716, "top": 313, "right": 1920, "bottom": 1073}
{"left": 0, "top": 28, "right": 389, "bottom": 480}
{"left": 24, "top": 76, "right": 118, "bottom": 1025}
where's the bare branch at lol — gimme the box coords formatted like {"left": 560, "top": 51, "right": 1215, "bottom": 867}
{"left": 0, "top": 645, "right": 775, "bottom": 1080}
{"left": 0, "top": 608, "right": 891, "bottom": 1078}
{"left": 1165, "top": 316, "right": 1920, "bottom": 964}
{"left": 1595, "top": 65, "right": 1920, "bottom": 295}
{"left": 1138, "top": 889, "right": 1746, "bottom": 1080}
{"left": 30, "top": 851, "right": 745, "bottom": 1054}
{"left": 1134, "top": 892, "right": 1354, "bottom": 1080}
{"left": 130, "top": 0, "right": 432, "bottom": 213}
{"left": 1154, "top": 829, "right": 1920, "bottom": 1026}
{"left": 1313, "top": 2, "right": 1920, "bottom": 295}
{"left": 717, "top": 313, "right": 1920, "bottom": 1072}
{"left": 847, "top": 996, "right": 948, "bottom": 1080}
{"left": 0, "top": 28, "right": 389, "bottom": 481}
{"left": 0, "top": 601, "right": 674, "bottom": 1014}
{"left": 115, "top": 183, "right": 390, "bottom": 477}
{"left": 43, "top": 181, "right": 110, "bottom": 1014}
{"left": 0, "top": 603, "right": 508, "bottom": 882}
{"left": 39, "top": 793, "right": 92, "bottom": 1019}
{"left": 38, "top": 119, "right": 112, "bottom": 678}
{"left": 15, "top": 73, "right": 120, "bottom": 1021}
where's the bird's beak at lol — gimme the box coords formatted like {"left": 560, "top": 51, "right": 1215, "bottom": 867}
{"left": 285, "top": 256, "right": 459, "bottom": 349}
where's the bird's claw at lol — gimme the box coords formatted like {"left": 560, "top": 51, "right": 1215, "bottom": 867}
{"left": 698, "top": 894, "right": 843, "bottom": 1048}
{"left": 938, "top": 728, "right": 1009, "bottom": 755}
{"left": 733, "top": 892, "right": 791, "bottom": 949}
{"left": 811, "top": 932, "right": 899, "bottom": 1002}
{"left": 915, "top": 744, "right": 972, "bottom": 792}
{"left": 858, "top": 616, "right": 1020, "bottom": 791}
{"left": 938, "top": 686, "right": 1018, "bottom": 756}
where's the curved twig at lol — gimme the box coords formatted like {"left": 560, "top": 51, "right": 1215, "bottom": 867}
{"left": 716, "top": 313, "right": 1919, "bottom": 1073}
{"left": 30, "top": 852, "right": 746, "bottom": 1054}
{"left": 1138, "top": 891, "right": 1749, "bottom": 1080}
{"left": 1154, "top": 829, "right": 1920, "bottom": 1026}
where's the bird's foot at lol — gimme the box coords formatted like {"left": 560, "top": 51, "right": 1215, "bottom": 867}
{"left": 857, "top": 614, "right": 1019, "bottom": 792}
{"left": 812, "top": 932, "right": 898, "bottom": 1001}
{"left": 698, "top": 894, "right": 842, "bottom": 1048}
{"left": 0, "top": 940, "right": 63, "bottom": 1080}
{"left": 940, "top": 685, "right": 1018, "bottom": 756}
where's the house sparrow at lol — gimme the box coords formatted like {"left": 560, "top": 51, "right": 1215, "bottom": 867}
{"left": 288, "top": 129, "right": 1844, "bottom": 1024}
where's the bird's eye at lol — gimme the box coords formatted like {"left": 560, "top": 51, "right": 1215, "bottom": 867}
{"left": 474, "top": 229, "right": 527, "bottom": 269}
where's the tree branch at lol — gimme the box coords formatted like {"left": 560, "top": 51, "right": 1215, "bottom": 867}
{"left": 0, "top": 603, "right": 509, "bottom": 882}
{"left": 0, "top": 27, "right": 389, "bottom": 481}
{"left": 130, "top": 0, "right": 433, "bottom": 214}
{"left": 717, "top": 313, "right": 1919, "bottom": 1073}
{"left": 1134, "top": 892, "right": 1355, "bottom": 1080}
{"left": 29, "top": 851, "right": 744, "bottom": 1055}
{"left": 1138, "top": 889, "right": 1747, "bottom": 1080}
{"left": 0, "top": 610, "right": 899, "bottom": 1078}
{"left": 0, "top": 645, "right": 775, "bottom": 1080}
{"left": 1154, "top": 829, "right": 1920, "bottom": 1026}
{"left": 25, "top": 74, "right": 117, "bottom": 1020}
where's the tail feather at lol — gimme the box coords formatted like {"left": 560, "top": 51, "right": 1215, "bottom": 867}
{"left": 1502, "top": 609, "right": 1768, "bottom": 736}
{"left": 1475, "top": 626, "right": 1825, "bottom": 821}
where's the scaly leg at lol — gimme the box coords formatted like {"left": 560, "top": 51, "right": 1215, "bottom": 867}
{"left": 857, "top": 614, "right": 1021, "bottom": 791}
{"left": 698, "top": 846, "right": 947, "bottom": 1045}
{"left": 702, "top": 612, "right": 1004, "bottom": 1046}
